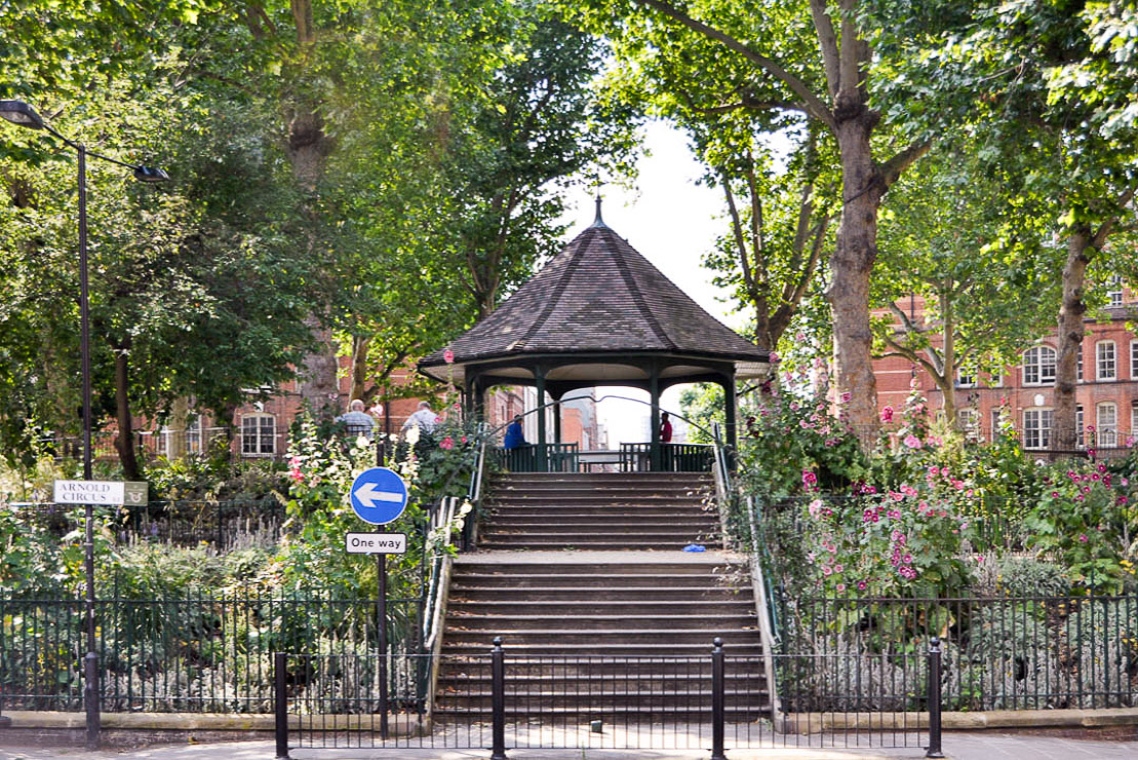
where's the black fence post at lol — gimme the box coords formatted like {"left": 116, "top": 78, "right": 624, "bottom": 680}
{"left": 274, "top": 652, "right": 290, "bottom": 760}
{"left": 711, "top": 637, "right": 726, "bottom": 760}
{"left": 926, "top": 637, "right": 944, "bottom": 759}
{"left": 490, "top": 637, "right": 507, "bottom": 760}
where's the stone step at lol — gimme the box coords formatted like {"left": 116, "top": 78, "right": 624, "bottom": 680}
{"left": 434, "top": 694, "right": 769, "bottom": 716}
{"left": 439, "top": 641, "right": 764, "bottom": 657}
{"left": 476, "top": 539, "right": 714, "bottom": 551}
{"left": 445, "top": 613, "right": 757, "bottom": 631}
{"left": 446, "top": 600, "right": 752, "bottom": 615}
{"left": 442, "top": 629, "right": 762, "bottom": 648}
{"left": 449, "top": 588, "right": 741, "bottom": 603}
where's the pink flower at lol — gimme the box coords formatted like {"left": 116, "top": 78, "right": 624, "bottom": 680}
{"left": 440, "top": 436, "right": 455, "bottom": 450}
{"left": 881, "top": 406, "right": 895, "bottom": 423}
{"left": 903, "top": 434, "right": 922, "bottom": 449}
{"left": 1079, "top": 534, "right": 1088, "bottom": 543}
{"left": 802, "top": 470, "right": 818, "bottom": 489}
{"left": 443, "top": 348, "right": 455, "bottom": 364}
{"left": 840, "top": 392, "right": 852, "bottom": 404}
{"left": 857, "top": 580, "right": 868, "bottom": 591}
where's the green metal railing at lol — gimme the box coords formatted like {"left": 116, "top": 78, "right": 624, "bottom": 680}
{"left": 0, "top": 589, "right": 426, "bottom": 713}
{"left": 778, "top": 591, "right": 1138, "bottom": 711}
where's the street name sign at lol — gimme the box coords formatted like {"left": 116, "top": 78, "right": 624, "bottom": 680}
{"left": 54, "top": 480, "right": 148, "bottom": 506}
{"left": 349, "top": 467, "right": 409, "bottom": 525}
{"left": 345, "top": 532, "right": 407, "bottom": 555}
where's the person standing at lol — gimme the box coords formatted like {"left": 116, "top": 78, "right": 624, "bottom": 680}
{"left": 402, "top": 401, "right": 439, "bottom": 435}
{"left": 660, "top": 412, "right": 673, "bottom": 443}
{"left": 503, "top": 415, "right": 526, "bottom": 450}
{"left": 337, "top": 399, "right": 376, "bottom": 440}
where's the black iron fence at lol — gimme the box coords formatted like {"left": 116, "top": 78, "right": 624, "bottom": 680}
{"left": 8, "top": 498, "right": 286, "bottom": 550}
{"left": 275, "top": 639, "right": 941, "bottom": 757}
{"left": 0, "top": 591, "right": 424, "bottom": 714}
{"left": 784, "top": 592, "right": 1138, "bottom": 711}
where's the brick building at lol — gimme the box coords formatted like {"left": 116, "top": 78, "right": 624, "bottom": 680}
{"left": 875, "top": 288, "right": 1138, "bottom": 453}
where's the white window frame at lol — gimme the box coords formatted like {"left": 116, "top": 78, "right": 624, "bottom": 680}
{"left": 956, "top": 367, "right": 976, "bottom": 388}
{"left": 1107, "top": 275, "right": 1124, "bottom": 307}
{"left": 957, "top": 408, "right": 980, "bottom": 441}
{"left": 1097, "top": 341, "right": 1117, "bottom": 381}
{"left": 1023, "top": 346, "right": 1057, "bottom": 386}
{"left": 1131, "top": 340, "right": 1138, "bottom": 380}
{"left": 241, "top": 414, "right": 277, "bottom": 457}
{"left": 1077, "top": 351, "right": 1083, "bottom": 383}
{"left": 1023, "top": 408, "right": 1053, "bottom": 450}
{"left": 1076, "top": 405, "right": 1085, "bottom": 448}
{"left": 1097, "top": 402, "right": 1118, "bottom": 447}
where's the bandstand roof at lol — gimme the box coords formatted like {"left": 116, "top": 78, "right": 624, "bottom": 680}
{"left": 419, "top": 206, "right": 769, "bottom": 395}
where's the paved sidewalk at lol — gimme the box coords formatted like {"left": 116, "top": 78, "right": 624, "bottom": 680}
{"left": 2, "top": 734, "right": 1138, "bottom": 760}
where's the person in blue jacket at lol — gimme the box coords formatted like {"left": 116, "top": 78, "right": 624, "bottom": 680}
{"left": 503, "top": 415, "right": 526, "bottom": 449}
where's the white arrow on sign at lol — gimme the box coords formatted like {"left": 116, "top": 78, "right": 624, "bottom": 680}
{"left": 353, "top": 481, "right": 406, "bottom": 509}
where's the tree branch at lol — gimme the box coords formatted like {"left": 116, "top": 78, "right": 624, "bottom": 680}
{"left": 634, "top": 0, "right": 836, "bottom": 130}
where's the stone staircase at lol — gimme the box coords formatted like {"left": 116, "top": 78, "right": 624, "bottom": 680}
{"left": 477, "top": 471, "right": 721, "bottom": 550}
{"left": 434, "top": 471, "right": 770, "bottom": 722}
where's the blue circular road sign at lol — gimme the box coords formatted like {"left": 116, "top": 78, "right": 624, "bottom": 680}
{"left": 349, "top": 467, "right": 409, "bottom": 525}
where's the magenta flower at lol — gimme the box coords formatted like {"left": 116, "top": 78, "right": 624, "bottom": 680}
{"left": 881, "top": 406, "right": 895, "bottom": 423}
{"left": 903, "top": 434, "right": 922, "bottom": 449}
{"left": 440, "top": 436, "right": 455, "bottom": 450}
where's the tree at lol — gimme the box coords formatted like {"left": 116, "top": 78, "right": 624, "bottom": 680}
{"left": 695, "top": 120, "right": 837, "bottom": 351}
{"left": 564, "top": 0, "right": 929, "bottom": 439}
{"left": 872, "top": 148, "right": 1061, "bottom": 427}
{"left": 880, "top": 0, "right": 1138, "bottom": 449}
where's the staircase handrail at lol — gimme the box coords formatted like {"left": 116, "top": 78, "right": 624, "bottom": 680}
{"left": 746, "top": 494, "right": 782, "bottom": 717}
{"left": 710, "top": 422, "right": 735, "bottom": 545}
{"left": 421, "top": 426, "right": 489, "bottom": 716}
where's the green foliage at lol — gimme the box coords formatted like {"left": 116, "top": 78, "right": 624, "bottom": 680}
{"left": 736, "top": 359, "right": 868, "bottom": 498}
{"left": 1024, "top": 459, "right": 1138, "bottom": 590}
{"left": 991, "top": 556, "right": 1072, "bottom": 599}
{"left": 798, "top": 481, "right": 980, "bottom": 598}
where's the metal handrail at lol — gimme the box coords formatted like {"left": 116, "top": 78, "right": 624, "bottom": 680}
{"left": 746, "top": 495, "right": 782, "bottom": 718}
{"left": 711, "top": 421, "right": 781, "bottom": 717}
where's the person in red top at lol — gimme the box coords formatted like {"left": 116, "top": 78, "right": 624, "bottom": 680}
{"left": 660, "top": 412, "right": 673, "bottom": 443}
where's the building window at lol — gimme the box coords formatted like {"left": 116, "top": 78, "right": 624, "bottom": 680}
{"left": 1077, "top": 351, "right": 1083, "bottom": 382}
{"left": 1024, "top": 409, "right": 1053, "bottom": 450}
{"left": 1096, "top": 402, "right": 1118, "bottom": 447}
{"left": 1107, "top": 275, "right": 1124, "bottom": 307}
{"left": 241, "top": 414, "right": 276, "bottom": 456}
{"left": 957, "top": 408, "right": 980, "bottom": 441}
{"left": 1131, "top": 340, "right": 1138, "bottom": 380}
{"left": 1097, "top": 341, "right": 1117, "bottom": 381}
{"left": 956, "top": 367, "right": 976, "bottom": 388}
{"left": 1023, "top": 346, "right": 1056, "bottom": 386}
{"left": 1076, "top": 405, "right": 1084, "bottom": 448}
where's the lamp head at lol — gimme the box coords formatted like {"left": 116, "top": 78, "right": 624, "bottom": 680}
{"left": 0, "top": 99, "right": 46, "bottom": 130}
{"left": 133, "top": 165, "right": 170, "bottom": 183}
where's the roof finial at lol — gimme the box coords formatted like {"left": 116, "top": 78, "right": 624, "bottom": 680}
{"left": 590, "top": 192, "right": 608, "bottom": 228}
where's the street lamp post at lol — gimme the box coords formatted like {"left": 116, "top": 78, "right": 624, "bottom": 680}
{"left": 0, "top": 100, "right": 168, "bottom": 748}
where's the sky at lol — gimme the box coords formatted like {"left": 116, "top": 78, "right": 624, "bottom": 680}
{"left": 555, "top": 121, "right": 740, "bottom": 446}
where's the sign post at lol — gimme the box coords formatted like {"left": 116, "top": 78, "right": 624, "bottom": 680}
{"left": 51, "top": 479, "right": 148, "bottom": 746}
{"left": 348, "top": 467, "right": 409, "bottom": 739}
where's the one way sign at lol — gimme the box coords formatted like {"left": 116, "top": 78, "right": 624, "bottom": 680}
{"left": 349, "top": 467, "right": 409, "bottom": 525}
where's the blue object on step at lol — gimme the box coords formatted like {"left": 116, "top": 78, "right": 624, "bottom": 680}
{"left": 682, "top": 544, "right": 706, "bottom": 552}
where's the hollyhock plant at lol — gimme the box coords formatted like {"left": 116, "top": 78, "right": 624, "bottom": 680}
{"left": 801, "top": 479, "right": 978, "bottom": 597}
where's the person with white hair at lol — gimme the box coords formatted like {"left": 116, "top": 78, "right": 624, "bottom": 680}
{"left": 336, "top": 398, "right": 376, "bottom": 440}
{"left": 402, "top": 400, "right": 439, "bottom": 435}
